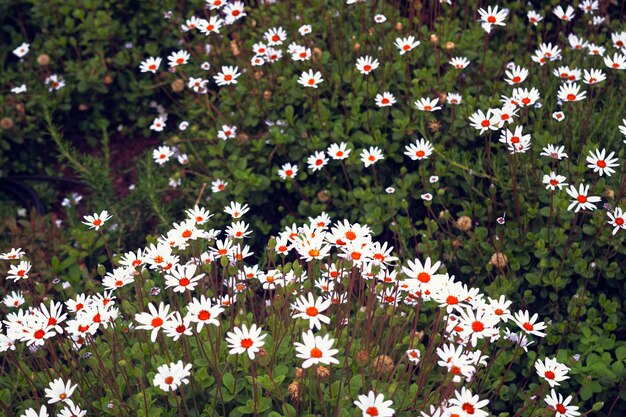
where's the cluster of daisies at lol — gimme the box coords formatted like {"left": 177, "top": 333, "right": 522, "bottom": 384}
{"left": 2, "top": 200, "right": 584, "bottom": 416}
{"left": 118, "top": 208, "right": 578, "bottom": 417}
{"left": 134, "top": 2, "right": 626, "bottom": 238}
{"left": 481, "top": 2, "right": 625, "bottom": 33}
{"left": 9, "top": 41, "right": 65, "bottom": 94}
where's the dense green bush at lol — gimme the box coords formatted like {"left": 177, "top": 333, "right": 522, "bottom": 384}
{"left": 0, "top": 0, "right": 176, "bottom": 179}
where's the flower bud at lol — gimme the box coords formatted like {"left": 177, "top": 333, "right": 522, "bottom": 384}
{"left": 230, "top": 40, "right": 241, "bottom": 57}
{"left": 1, "top": 117, "right": 14, "bottom": 130}
{"left": 490, "top": 252, "right": 508, "bottom": 270}
{"left": 316, "top": 365, "right": 330, "bottom": 378}
{"left": 428, "top": 120, "right": 442, "bottom": 132}
{"left": 456, "top": 216, "right": 472, "bottom": 231}
{"left": 373, "top": 355, "right": 394, "bottom": 375}
{"left": 171, "top": 79, "right": 185, "bottom": 93}
{"left": 356, "top": 350, "right": 370, "bottom": 366}
{"left": 37, "top": 53, "right": 50, "bottom": 66}
{"left": 237, "top": 132, "right": 250, "bottom": 145}
{"left": 312, "top": 48, "right": 323, "bottom": 62}
{"left": 317, "top": 189, "right": 331, "bottom": 203}
{"left": 288, "top": 381, "right": 301, "bottom": 399}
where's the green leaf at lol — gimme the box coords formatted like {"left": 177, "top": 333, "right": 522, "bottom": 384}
{"left": 222, "top": 372, "right": 235, "bottom": 394}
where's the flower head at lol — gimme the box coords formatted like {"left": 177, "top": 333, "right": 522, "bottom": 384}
{"left": 294, "top": 330, "right": 339, "bottom": 368}
{"left": 82, "top": 210, "right": 112, "bottom": 231}
{"left": 298, "top": 69, "right": 323, "bottom": 88}
{"left": 354, "top": 391, "right": 395, "bottom": 417}
{"left": 226, "top": 323, "right": 267, "bottom": 360}
{"left": 565, "top": 184, "right": 601, "bottom": 212}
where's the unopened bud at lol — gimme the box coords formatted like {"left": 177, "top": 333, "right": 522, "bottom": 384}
{"left": 37, "top": 53, "right": 50, "bottom": 66}
{"left": 171, "top": 79, "right": 185, "bottom": 93}
{"left": 490, "top": 252, "right": 508, "bottom": 270}
{"left": 456, "top": 216, "right": 472, "bottom": 231}
{"left": 1, "top": 117, "right": 14, "bottom": 130}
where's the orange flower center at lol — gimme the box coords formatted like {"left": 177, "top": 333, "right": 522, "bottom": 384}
{"left": 241, "top": 338, "right": 253, "bottom": 349}
{"left": 462, "top": 403, "right": 475, "bottom": 414}
{"left": 310, "top": 347, "right": 323, "bottom": 358}
{"left": 471, "top": 321, "right": 485, "bottom": 332}
{"left": 306, "top": 306, "right": 319, "bottom": 317}
{"left": 366, "top": 407, "right": 379, "bottom": 416}
{"left": 417, "top": 272, "right": 430, "bottom": 283}
{"left": 198, "top": 310, "right": 211, "bottom": 321}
